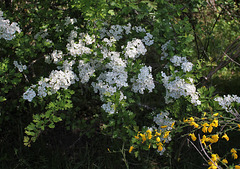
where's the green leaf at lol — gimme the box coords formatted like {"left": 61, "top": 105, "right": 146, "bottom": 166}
{"left": 0, "top": 96, "right": 6, "bottom": 102}
{"left": 53, "top": 116, "right": 62, "bottom": 123}
{"left": 48, "top": 123, "right": 55, "bottom": 129}
{"left": 108, "top": 10, "right": 115, "bottom": 16}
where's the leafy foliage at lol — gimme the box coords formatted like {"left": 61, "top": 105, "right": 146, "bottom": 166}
{"left": 1, "top": 0, "right": 240, "bottom": 168}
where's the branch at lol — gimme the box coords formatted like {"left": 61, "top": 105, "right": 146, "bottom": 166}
{"left": 198, "top": 134, "right": 221, "bottom": 169}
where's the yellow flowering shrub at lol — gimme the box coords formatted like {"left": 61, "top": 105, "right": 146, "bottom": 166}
{"left": 129, "top": 122, "right": 175, "bottom": 156}
{"left": 183, "top": 112, "right": 240, "bottom": 168}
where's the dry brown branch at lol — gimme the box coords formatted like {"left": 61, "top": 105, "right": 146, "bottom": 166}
{"left": 205, "top": 36, "right": 240, "bottom": 81}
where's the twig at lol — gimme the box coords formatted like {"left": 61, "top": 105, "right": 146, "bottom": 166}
{"left": 187, "top": 138, "right": 208, "bottom": 163}
{"left": 198, "top": 134, "right": 221, "bottom": 169}
{"left": 223, "top": 52, "right": 240, "bottom": 67}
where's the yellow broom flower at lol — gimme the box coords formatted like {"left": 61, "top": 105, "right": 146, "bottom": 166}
{"left": 235, "top": 165, "right": 240, "bottom": 169}
{"left": 202, "top": 123, "right": 209, "bottom": 133}
{"left": 189, "top": 133, "right": 197, "bottom": 141}
{"left": 210, "top": 134, "right": 219, "bottom": 143}
{"left": 222, "top": 159, "right": 228, "bottom": 164}
{"left": 129, "top": 146, "right": 134, "bottom": 153}
{"left": 222, "top": 133, "right": 229, "bottom": 141}
{"left": 163, "top": 131, "right": 171, "bottom": 138}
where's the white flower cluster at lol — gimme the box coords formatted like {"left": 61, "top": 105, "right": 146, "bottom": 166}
{"left": 45, "top": 50, "right": 63, "bottom": 64}
{"left": 23, "top": 23, "right": 155, "bottom": 116}
{"left": 13, "top": 61, "right": 27, "bottom": 72}
{"left": 67, "top": 30, "right": 78, "bottom": 42}
{"left": 46, "top": 69, "right": 78, "bottom": 93}
{"left": 102, "top": 36, "right": 116, "bottom": 47}
{"left": 214, "top": 94, "right": 240, "bottom": 112}
{"left": 0, "top": 10, "right": 21, "bottom": 40}
{"left": 99, "top": 23, "right": 153, "bottom": 47}
{"left": 23, "top": 87, "right": 36, "bottom": 102}
{"left": 161, "top": 72, "right": 201, "bottom": 105}
{"left": 170, "top": 55, "right": 193, "bottom": 72}
{"left": 100, "top": 24, "right": 127, "bottom": 40}
{"left": 161, "top": 40, "right": 171, "bottom": 60}
{"left": 78, "top": 60, "right": 95, "bottom": 83}
{"left": 23, "top": 60, "right": 79, "bottom": 101}
{"left": 124, "top": 38, "right": 147, "bottom": 59}
{"left": 101, "top": 102, "right": 115, "bottom": 114}
{"left": 142, "top": 33, "right": 154, "bottom": 46}
{"left": 64, "top": 17, "right": 77, "bottom": 26}
{"left": 83, "top": 33, "right": 95, "bottom": 45}
{"left": 91, "top": 51, "right": 128, "bottom": 102}
{"left": 37, "top": 78, "right": 48, "bottom": 97}
{"left": 66, "top": 39, "right": 92, "bottom": 57}
{"left": 132, "top": 26, "right": 146, "bottom": 33}
{"left": 131, "top": 66, "right": 155, "bottom": 94}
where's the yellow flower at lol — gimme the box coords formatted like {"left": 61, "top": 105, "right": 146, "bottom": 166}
{"left": 213, "top": 113, "right": 219, "bottom": 117}
{"left": 189, "top": 133, "right": 197, "bottom": 141}
{"left": 238, "top": 124, "right": 240, "bottom": 129}
{"left": 163, "top": 131, "right": 171, "bottom": 138}
{"left": 222, "top": 133, "right": 229, "bottom": 141}
{"left": 210, "top": 134, "right": 219, "bottom": 143}
{"left": 157, "top": 142, "right": 163, "bottom": 151}
{"left": 161, "top": 125, "right": 167, "bottom": 128}
{"left": 212, "top": 119, "right": 218, "bottom": 127}
{"left": 235, "top": 165, "right": 240, "bottom": 169}
{"left": 140, "top": 133, "right": 146, "bottom": 143}
{"left": 233, "top": 153, "right": 238, "bottom": 159}
{"left": 231, "top": 148, "right": 237, "bottom": 154}
{"left": 231, "top": 148, "right": 238, "bottom": 159}
{"left": 135, "top": 133, "right": 139, "bottom": 139}
{"left": 189, "top": 117, "right": 194, "bottom": 122}
{"left": 155, "top": 131, "right": 161, "bottom": 136}
{"left": 146, "top": 129, "right": 152, "bottom": 140}
{"left": 156, "top": 137, "right": 161, "bottom": 142}
{"left": 190, "top": 121, "right": 199, "bottom": 128}
{"left": 171, "top": 122, "right": 175, "bottom": 128}
{"left": 208, "top": 164, "right": 218, "bottom": 169}
{"left": 183, "top": 118, "right": 188, "bottom": 123}
{"left": 129, "top": 146, "right": 134, "bottom": 153}
{"left": 208, "top": 124, "right": 213, "bottom": 133}
{"left": 208, "top": 154, "right": 219, "bottom": 169}
{"left": 201, "top": 135, "right": 208, "bottom": 147}
{"left": 211, "top": 154, "right": 219, "bottom": 162}
{"left": 222, "top": 159, "right": 228, "bottom": 164}
{"left": 202, "top": 123, "right": 209, "bottom": 133}
{"left": 203, "top": 112, "right": 206, "bottom": 116}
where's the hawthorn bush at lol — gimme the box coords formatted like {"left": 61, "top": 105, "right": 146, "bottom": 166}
{"left": 1, "top": 0, "right": 240, "bottom": 168}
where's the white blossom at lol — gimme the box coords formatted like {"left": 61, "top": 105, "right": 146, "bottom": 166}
{"left": 78, "top": 60, "right": 95, "bottom": 83}
{"left": 142, "top": 33, "right": 154, "bottom": 46}
{"left": 66, "top": 39, "right": 91, "bottom": 57}
{"left": 23, "top": 88, "right": 36, "bottom": 102}
{"left": 131, "top": 66, "right": 155, "bottom": 94}
{"left": 64, "top": 17, "right": 77, "bottom": 26}
{"left": 0, "top": 10, "right": 21, "bottom": 40}
{"left": 124, "top": 39, "right": 147, "bottom": 59}
{"left": 161, "top": 40, "right": 171, "bottom": 60}
{"left": 161, "top": 72, "right": 201, "bottom": 106}
{"left": 13, "top": 61, "right": 27, "bottom": 72}
{"left": 181, "top": 61, "right": 193, "bottom": 72}
{"left": 101, "top": 102, "right": 116, "bottom": 114}
{"left": 214, "top": 95, "right": 240, "bottom": 112}
{"left": 51, "top": 50, "right": 63, "bottom": 64}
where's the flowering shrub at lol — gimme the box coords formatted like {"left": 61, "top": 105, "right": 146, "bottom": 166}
{"left": 1, "top": 0, "right": 240, "bottom": 168}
